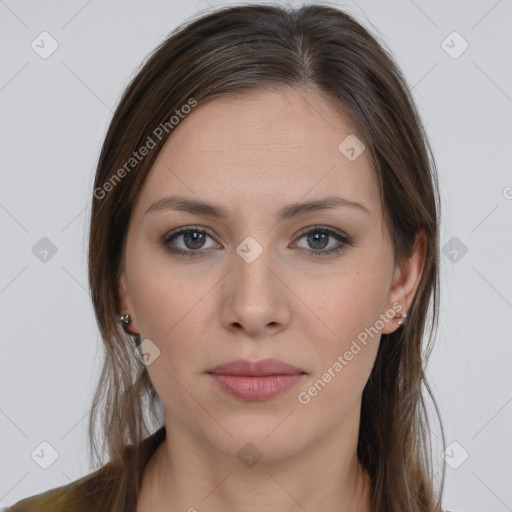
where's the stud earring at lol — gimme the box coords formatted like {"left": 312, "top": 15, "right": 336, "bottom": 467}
{"left": 118, "top": 313, "right": 141, "bottom": 347}
{"left": 394, "top": 313, "right": 407, "bottom": 326}
{"left": 119, "top": 313, "right": 132, "bottom": 325}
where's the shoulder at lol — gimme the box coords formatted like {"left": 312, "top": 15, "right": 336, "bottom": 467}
{"left": 3, "top": 480, "right": 83, "bottom": 512}
{"left": 3, "top": 426, "right": 166, "bottom": 512}
{"left": 2, "top": 462, "right": 115, "bottom": 512}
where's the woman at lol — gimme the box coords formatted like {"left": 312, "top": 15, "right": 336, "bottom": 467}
{"left": 6, "top": 3, "right": 446, "bottom": 511}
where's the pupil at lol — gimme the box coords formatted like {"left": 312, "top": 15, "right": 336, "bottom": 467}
{"left": 185, "top": 232, "right": 204, "bottom": 249}
{"left": 309, "top": 232, "right": 327, "bottom": 249}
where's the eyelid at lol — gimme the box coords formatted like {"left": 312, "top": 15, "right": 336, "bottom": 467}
{"left": 162, "top": 225, "right": 217, "bottom": 243}
{"left": 293, "top": 225, "right": 351, "bottom": 242}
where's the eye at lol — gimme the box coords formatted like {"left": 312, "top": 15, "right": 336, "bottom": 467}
{"left": 162, "top": 226, "right": 219, "bottom": 258}
{"left": 161, "top": 225, "right": 353, "bottom": 258}
{"left": 292, "top": 225, "right": 353, "bottom": 257}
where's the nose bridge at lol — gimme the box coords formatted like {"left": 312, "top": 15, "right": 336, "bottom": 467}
{"left": 220, "top": 232, "right": 289, "bottom": 332}
{"left": 232, "top": 233, "right": 277, "bottom": 298}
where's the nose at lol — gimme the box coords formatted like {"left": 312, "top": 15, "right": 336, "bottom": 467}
{"left": 220, "top": 243, "right": 291, "bottom": 338}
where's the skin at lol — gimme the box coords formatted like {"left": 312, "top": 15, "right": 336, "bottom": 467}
{"left": 118, "top": 86, "right": 426, "bottom": 512}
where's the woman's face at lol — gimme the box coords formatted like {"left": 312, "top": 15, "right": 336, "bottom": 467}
{"left": 118, "top": 87, "right": 420, "bottom": 461}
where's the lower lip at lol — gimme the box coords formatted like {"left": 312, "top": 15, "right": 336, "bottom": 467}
{"left": 209, "top": 373, "right": 306, "bottom": 401}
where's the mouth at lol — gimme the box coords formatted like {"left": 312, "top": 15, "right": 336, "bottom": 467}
{"left": 207, "top": 358, "right": 307, "bottom": 377}
{"left": 207, "top": 358, "right": 307, "bottom": 401}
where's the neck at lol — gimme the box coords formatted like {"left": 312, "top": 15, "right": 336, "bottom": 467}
{"left": 137, "top": 412, "right": 372, "bottom": 512}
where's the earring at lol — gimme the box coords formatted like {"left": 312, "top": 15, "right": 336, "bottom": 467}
{"left": 118, "top": 313, "right": 141, "bottom": 347}
{"left": 394, "top": 313, "right": 407, "bottom": 326}
{"left": 119, "top": 313, "right": 132, "bottom": 325}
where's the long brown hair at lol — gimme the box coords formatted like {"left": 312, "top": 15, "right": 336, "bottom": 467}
{"left": 87, "top": 3, "right": 446, "bottom": 511}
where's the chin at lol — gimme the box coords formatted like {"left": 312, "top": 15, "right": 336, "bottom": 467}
{"left": 199, "top": 416, "right": 311, "bottom": 463}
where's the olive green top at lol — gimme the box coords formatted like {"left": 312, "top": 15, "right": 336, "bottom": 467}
{"left": 4, "top": 426, "right": 166, "bottom": 512}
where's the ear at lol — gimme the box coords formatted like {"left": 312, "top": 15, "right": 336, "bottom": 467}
{"left": 381, "top": 230, "right": 427, "bottom": 335}
{"left": 118, "top": 269, "right": 140, "bottom": 336}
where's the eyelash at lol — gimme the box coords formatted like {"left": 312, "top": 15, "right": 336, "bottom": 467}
{"left": 161, "top": 225, "right": 353, "bottom": 259}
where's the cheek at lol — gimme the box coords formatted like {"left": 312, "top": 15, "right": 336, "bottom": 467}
{"left": 297, "top": 346, "right": 376, "bottom": 429}
{"left": 306, "top": 265, "right": 390, "bottom": 338}
{"left": 296, "top": 275, "right": 384, "bottom": 416}
{"left": 128, "top": 261, "right": 213, "bottom": 417}
{"left": 127, "top": 244, "right": 216, "bottom": 343}
{"left": 298, "top": 265, "right": 391, "bottom": 391}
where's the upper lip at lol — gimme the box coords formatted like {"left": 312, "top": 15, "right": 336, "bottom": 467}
{"left": 208, "top": 358, "right": 307, "bottom": 376}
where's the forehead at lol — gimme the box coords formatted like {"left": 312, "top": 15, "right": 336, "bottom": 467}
{"left": 133, "top": 87, "right": 381, "bottom": 221}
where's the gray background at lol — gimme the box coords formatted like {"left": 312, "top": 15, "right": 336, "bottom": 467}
{"left": 1, "top": 0, "right": 511, "bottom": 510}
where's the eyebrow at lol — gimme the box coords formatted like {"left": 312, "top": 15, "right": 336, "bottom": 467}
{"left": 144, "top": 195, "right": 370, "bottom": 220}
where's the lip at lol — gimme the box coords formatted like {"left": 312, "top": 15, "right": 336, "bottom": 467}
{"left": 208, "top": 358, "right": 306, "bottom": 376}
{"left": 207, "top": 358, "right": 307, "bottom": 401}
